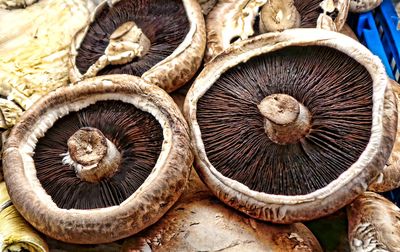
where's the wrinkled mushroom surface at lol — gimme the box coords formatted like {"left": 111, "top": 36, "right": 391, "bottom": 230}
{"left": 347, "top": 192, "right": 400, "bottom": 251}
{"left": 69, "top": 0, "right": 206, "bottom": 93}
{"left": 3, "top": 75, "right": 193, "bottom": 244}
{"left": 369, "top": 80, "right": 400, "bottom": 192}
{"left": 205, "top": 0, "right": 348, "bottom": 61}
{"left": 122, "top": 170, "right": 323, "bottom": 252}
{"left": 185, "top": 29, "right": 394, "bottom": 223}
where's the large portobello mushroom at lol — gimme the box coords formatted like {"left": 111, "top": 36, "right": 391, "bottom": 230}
{"left": 2, "top": 75, "right": 193, "bottom": 244}
{"left": 69, "top": 0, "right": 206, "bottom": 93}
{"left": 184, "top": 28, "right": 396, "bottom": 224}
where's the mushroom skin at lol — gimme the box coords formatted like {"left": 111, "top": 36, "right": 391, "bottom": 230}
{"left": 347, "top": 192, "right": 400, "bottom": 251}
{"left": 185, "top": 29, "right": 393, "bottom": 223}
{"left": 122, "top": 171, "right": 323, "bottom": 252}
{"left": 0, "top": 0, "right": 36, "bottom": 9}
{"left": 3, "top": 75, "right": 193, "bottom": 244}
{"left": 69, "top": 0, "right": 206, "bottom": 93}
{"left": 349, "top": 0, "right": 383, "bottom": 13}
{"left": 339, "top": 23, "right": 359, "bottom": 41}
{"left": 369, "top": 80, "right": 400, "bottom": 192}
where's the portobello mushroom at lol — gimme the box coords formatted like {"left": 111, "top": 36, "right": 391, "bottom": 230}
{"left": 2, "top": 75, "right": 193, "bottom": 244}
{"left": 347, "top": 192, "right": 400, "bottom": 251}
{"left": 205, "top": 0, "right": 349, "bottom": 61}
{"left": 69, "top": 0, "right": 206, "bottom": 93}
{"left": 184, "top": 29, "right": 395, "bottom": 223}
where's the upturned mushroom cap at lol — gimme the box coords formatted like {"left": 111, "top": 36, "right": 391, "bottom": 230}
{"left": 349, "top": 0, "right": 383, "bottom": 13}
{"left": 185, "top": 29, "right": 394, "bottom": 223}
{"left": 122, "top": 171, "right": 323, "bottom": 252}
{"left": 68, "top": 0, "right": 206, "bottom": 93}
{"left": 2, "top": 75, "right": 193, "bottom": 244}
{"left": 205, "top": 0, "right": 349, "bottom": 61}
{"left": 369, "top": 80, "right": 400, "bottom": 192}
{"left": 347, "top": 192, "right": 400, "bottom": 251}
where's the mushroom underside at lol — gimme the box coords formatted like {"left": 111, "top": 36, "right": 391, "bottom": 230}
{"left": 33, "top": 100, "right": 163, "bottom": 209}
{"left": 75, "top": 0, "right": 190, "bottom": 77}
{"left": 197, "top": 45, "right": 373, "bottom": 196}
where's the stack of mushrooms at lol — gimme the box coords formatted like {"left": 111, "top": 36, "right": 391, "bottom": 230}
{"left": 1, "top": 0, "right": 400, "bottom": 251}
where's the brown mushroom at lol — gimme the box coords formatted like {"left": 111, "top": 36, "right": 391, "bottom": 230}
{"left": 2, "top": 75, "right": 193, "bottom": 244}
{"left": 68, "top": 0, "right": 206, "bottom": 93}
{"left": 347, "top": 192, "right": 400, "bottom": 251}
{"left": 205, "top": 0, "right": 349, "bottom": 61}
{"left": 122, "top": 171, "right": 323, "bottom": 252}
{"left": 339, "top": 23, "right": 359, "bottom": 41}
{"left": 184, "top": 29, "right": 395, "bottom": 223}
{"left": 369, "top": 80, "right": 400, "bottom": 192}
{"left": 349, "top": 0, "right": 383, "bottom": 13}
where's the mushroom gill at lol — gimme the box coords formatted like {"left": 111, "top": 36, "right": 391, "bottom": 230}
{"left": 75, "top": 0, "right": 189, "bottom": 78}
{"left": 33, "top": 100, "right": 163, "bottom": 210}
{"left": 197, "top": 45, "right": 373, "bottom": 196}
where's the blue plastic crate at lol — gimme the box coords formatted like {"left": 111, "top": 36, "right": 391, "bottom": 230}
{"left": 351, "top": 0, "right": 400, "bottom": 81}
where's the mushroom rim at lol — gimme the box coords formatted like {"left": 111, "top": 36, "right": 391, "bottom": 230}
{"left": 185, "top": 29, "right": 388, "bottom": 208}
{"left": 68, "top": 0, "right": 205, "bottom": 92}
{"left": 3, "top": 75, "right": 193, "bottom": 243}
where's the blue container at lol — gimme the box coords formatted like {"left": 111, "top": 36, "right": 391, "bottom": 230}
{"left": 351, "top": 0, "right": 400, "bottom": 81}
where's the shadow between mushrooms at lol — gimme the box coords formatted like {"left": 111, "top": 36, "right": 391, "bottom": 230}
{"left": 2, "top": 75, "right": 193, "bottom": 244}
{"left": 205, "top": 0, "right": 349, "bottom": 61}
{"left": 184, "top": 29, "right": 395, "bottom": 223}
{"left": 69, "top": 0, "right": 206, "bottom": 93}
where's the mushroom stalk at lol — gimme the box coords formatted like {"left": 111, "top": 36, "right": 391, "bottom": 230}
{"left": 258, "top": 94, "right": 311, "bottom": 144}
{"left": 62, "top": 127, "right": 121, "bottom": 183}
{"left": 259, "top": 0, "right": 301, "bottom": 33}
{"left": 82, "top": 21, "right": 151, "bottom": 79}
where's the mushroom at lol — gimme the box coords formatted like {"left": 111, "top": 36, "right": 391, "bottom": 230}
{"left": 68, "top": 0, "right": 206, "bottom": 93}
{"left": 197, "top": 0, "right": 217, "bottom": 15}
{"left": 349, "top": 0, "right": 383, "bottom": 13}
{"left": 0, "top": 182, "right": 49, "bottom": 252}
{"left": 2, "top": 75, "right": 193, "bottom": 244}
{"left": 347, "top": 192, "right": 400, "bottom": 251}
{"left": 339, "top": 23, "right": 359, "bottom": 41}
{"left": 0, "top": 0, "right": 91, "bottom": 116}
{"left": 121, "top": 171, "right": 323, "bottom": 251}
{"left": 184, "top": 29, "right": 395, "bottom": 223}
{"left": 205, "top": 0, "right": 349, "bottom": 61}
{"left": 369, "top": 80, "right": 400, "bottom": 192}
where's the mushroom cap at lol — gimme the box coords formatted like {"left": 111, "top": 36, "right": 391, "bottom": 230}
{"left": 339, "top": 23, "right": 359, "bottom": 41}
{"left": 68, "top": 0, "right": 206, "bottom": 93}
{"left": 369, "top": 80, "right": 400, "bottom": 192}
{"left": 347, "top": 192, "right": 400, "bottom": 251}
{"left": 2, "top": 75, "right": 193, "bottom": 244}
{"left": 205, "top": 0, "right": 349, "bottom": 61}
{"left": 184, "top": 28, "right": 393, "bottom": 223}
{"left": 349, "top": 0, "right": 383, "bottom": 13}
{"left": 122, "top": 170, "right": 323, "bottom": 252}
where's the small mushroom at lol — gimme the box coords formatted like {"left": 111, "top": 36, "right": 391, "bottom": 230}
{"left": 205, "top": 0, "right": 349, "bottom": 61}
{"left": 2, "top": 75, "right": 193, "bottom": 244}
{"left": 349, "top": 0, "right": 383, "bottom": 13}
{"left": 122, "top": 171, "right": 323, "bottom": 252}
{"left": 369, "top": 80, "right": 400, "bottom": 192}
{"left": 185, "top": 29, "right": 394, "bottom": 223}
{"left": 347, "top": 192, "right": 400, "bottom": 251}
{"left": 0, "top": 0, "right": 91, "bottom": 111}
{"left": 69, "top": 0, "right": 206, "bottom": 93}
{"left": 0, "top": 182, "right": 49, "bottom": 252}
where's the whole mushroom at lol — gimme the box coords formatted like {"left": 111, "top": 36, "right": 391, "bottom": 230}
{"left": 185, "top": 29, "right": 395, "bottom": 223}
{"left": 69, "top": 0, "right": 206, "bottom": 93}
{"left": 2, "top": 75, "right": 193, "bottom": 244}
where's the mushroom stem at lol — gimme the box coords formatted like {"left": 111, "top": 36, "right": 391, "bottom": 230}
{"left": 259, "top": 0, "right": 301, "bottom": 33}
{"left": 258, "top": 94, "right": 311, "bottom": 144}
{"left": 62, "top": 127, "right": 121, "bottom": 183}
{"left": 82, "top": 21, "right": 151, "bottom": 79}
